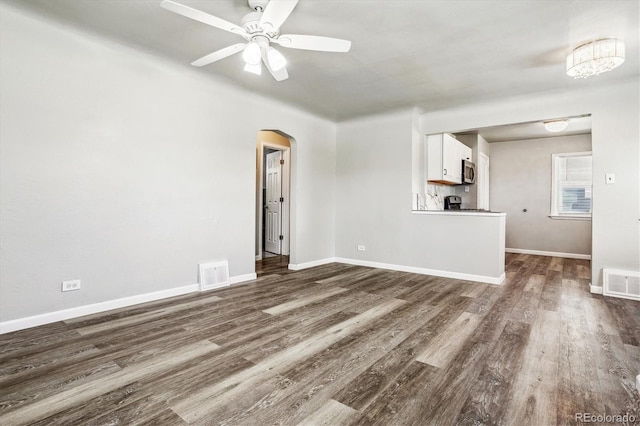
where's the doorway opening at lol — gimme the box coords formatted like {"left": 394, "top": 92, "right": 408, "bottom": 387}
{"left": 255, "top": 130, "right": 294, "bottom": 275}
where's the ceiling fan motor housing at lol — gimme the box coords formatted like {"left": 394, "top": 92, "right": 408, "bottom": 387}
{"left": 241, "top": 10, "right": 278, "bottom": 37}
{"left": 241, "top": 11, "right": 263, "bottom": 34}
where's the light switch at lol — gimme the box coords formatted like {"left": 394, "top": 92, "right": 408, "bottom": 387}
{"left": 605, "top": 173, "right": 615, "bottom": 184}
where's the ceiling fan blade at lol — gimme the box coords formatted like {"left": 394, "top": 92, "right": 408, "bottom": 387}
{"left": 161, "top": 0, "right": 247, "bottom": 38}
{"left": 261, "top": 46, "right": 289, "bottom": 82}
{"left": 275, "top": 34, "right": 351, "bottom": 52}
{"left": 260, "top": 0, "right": 298, "bottom": 31}
{"left": 191, "top": 43, "right": 246, "bottom": 67}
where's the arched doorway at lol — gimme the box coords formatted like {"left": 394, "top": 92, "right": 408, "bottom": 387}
{"left": 255, "top": 130, "right": 295, "bottom": 275}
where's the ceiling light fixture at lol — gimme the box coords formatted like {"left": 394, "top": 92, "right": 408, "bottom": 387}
{"left": 242, "top": 41, "right": 262, "bottom": 65}
{"left": 243, "top": 62, "right": 262, "bottom": 75}
{"left": 566, "top": 38, "right": 625, "bottom": 79}
{"left": 267, "top": 47, "right": 287, "bottom": 72}
{"left": 544, "top": 120, "right": 569, "bottom": 132}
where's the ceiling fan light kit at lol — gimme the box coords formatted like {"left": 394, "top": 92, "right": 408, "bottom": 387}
{"left": 160, "top": 0, "right": 351, "bottom": 81}
{"left": 244, "top": 62, "right": 262, "bottom": 75}
{"left": 267, "top": 47, "right": 286, "bottom": 71}
{"left": 242, "top": 40, "right": 262, "bottom": 65}
{"left": 566, "top": 38, "right": 625, "bottom": 79}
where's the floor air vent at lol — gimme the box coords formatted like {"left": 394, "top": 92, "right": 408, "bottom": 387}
{"left": 603, "top": 268, "right": 640, "bottom": 301}
{"left": 199, "top": 260, "right": 230, "bottom": 291}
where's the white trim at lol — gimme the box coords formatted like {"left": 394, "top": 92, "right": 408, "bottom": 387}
{"left": 255, "top": 254, "right": 262, "bottom": 261}
{"left": 550, "top": 151, "right": 592, "bottom": 217}
{"left": 230, "top": 273, "right": 257, "bottom": 285}
{"left": 288, "top": 257, "right": 338, "bottom": 271}
{"left": 505, "top": 248, "right": 591, "bottom": 260}
{"left": 289, "top": 256, "right": 504, "bottom": 284}
{"left": 548, "top": 215, "right": 591, "bottom": 221}
{"left": 590, "top": 284, "right": 603, "bottom": 294}
{"left": 257, "top": 140, "right": 292, "bottom": 260}
{"left": 335, "top": 257, "right": 505, "bottom": 285}
{"left": 411, "top": 210, "right": 506, "bottom": 217}
{"left": 0, "top": 273, "right": 258, "bottom": 335}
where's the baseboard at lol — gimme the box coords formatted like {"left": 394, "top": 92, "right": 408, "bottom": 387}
{"left": 335, "top": 257, "right": 505, "bottom": 285}
{"left": 590, "top": 284, "right": 603, "bottom": 294}
{"left": 288, "top": 257, "right": 338, "bottom": 271}
{"left": 255, "top": 255, "right": 262, "bottom": 261}
{"left": 0, "top": 273, "right": 257, "bottom": 335}
{"left": 505, "top": 248, "right": 591, "bottom": 260}
{"left": 230, "top": 273, "right": 257, "bottom": 285}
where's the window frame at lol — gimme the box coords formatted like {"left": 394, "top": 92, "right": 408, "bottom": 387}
{"left": 550, "top": 151, "right": 592, "bottom": 220}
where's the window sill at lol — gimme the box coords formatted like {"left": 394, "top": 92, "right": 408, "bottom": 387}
{"left": 548, "top": 215, "right": 591, "bottom": 221}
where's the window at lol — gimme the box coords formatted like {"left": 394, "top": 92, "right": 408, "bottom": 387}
{"left": 551, "top": 151, "right": 592, "bottom": 219}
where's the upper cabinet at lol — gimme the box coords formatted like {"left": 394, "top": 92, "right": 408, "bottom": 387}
{"left": 427, "top": 133, "right": 470, "bottom": 185}
{"left": 461, "top": 144, "right": 472, "bottom": 162}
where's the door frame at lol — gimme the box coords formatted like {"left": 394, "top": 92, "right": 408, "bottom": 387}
{"left": 257, "top": 142, "right": 291, "bottom": 260}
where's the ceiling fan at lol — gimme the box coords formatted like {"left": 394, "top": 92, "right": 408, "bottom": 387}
{"left": 161, "top": 0, "right": 352, "bottom": 81}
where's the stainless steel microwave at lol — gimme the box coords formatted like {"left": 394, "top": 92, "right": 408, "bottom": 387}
{"left": 462, "top": 160, "right": 476, "bottom": 184}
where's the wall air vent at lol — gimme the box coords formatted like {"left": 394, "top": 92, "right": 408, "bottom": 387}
{"left": 603, "top": 268, "right": 640, "bottom": 301}
{"left": 199, "top": 260, "right": 230, "bottom": 291}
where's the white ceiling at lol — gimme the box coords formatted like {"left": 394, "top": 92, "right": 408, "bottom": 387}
{"left": 5, "top": 0, "right": 639, "bottom": 122}
{"left": 456, "top": 114, "right": 592, "bottom": 143}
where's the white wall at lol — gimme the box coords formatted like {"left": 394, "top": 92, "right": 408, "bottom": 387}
{"left": 335, "top": 110, "right": 505, "bottom": 281}
{"left": 0, "top": 4, "right": 336, "bottom": 322}
{"left": 490, "top": 134, "right": 592, "bottom": 255}
{"left": 419, "top": 78, "right": 640, "bottom": 286}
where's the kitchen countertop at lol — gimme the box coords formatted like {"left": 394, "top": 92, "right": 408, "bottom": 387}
{"left": 412, "top": 210, "right": 506, "bottom": 217}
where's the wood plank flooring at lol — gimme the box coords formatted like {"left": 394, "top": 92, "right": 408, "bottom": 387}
{"left": 1, "top": 254, "right": 639, "bottom": 425}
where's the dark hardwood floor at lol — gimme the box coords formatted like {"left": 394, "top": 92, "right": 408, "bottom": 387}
{"left": 1, "top": 254, "right": 639, "bottom": 425}
{"left": 256, "top": 254, "right": 290, "bottom": 277}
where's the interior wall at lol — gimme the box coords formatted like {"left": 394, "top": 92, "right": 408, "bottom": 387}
{"left": 0, "top": 4, "right": 336, "bottom": 322}
{"left": 335, "top": 110, "right": 504, "bottom": 280}
{"left": 419, "top": 78, "right": 640, "bottom": 286}
{"left": 490, "top": 134, "right": 592, "bottom": 255}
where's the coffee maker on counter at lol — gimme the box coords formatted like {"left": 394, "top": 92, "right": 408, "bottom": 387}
{"left": 444, "top": 195, "right": 462, "bottom": 210}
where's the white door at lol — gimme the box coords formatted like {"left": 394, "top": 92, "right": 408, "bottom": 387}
{"left": 265, "top": 150, "right": 282, "bottom": 254}
{"left": 478, "top": 153, "right": 490, "bottom": 210}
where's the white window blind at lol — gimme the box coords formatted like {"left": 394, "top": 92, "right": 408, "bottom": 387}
{"left": 551, "top": 152, "right": 592, "bottom": 218}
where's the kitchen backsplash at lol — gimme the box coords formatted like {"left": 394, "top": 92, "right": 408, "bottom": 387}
{"left": 416, "top": 183, "right": 476, "bottom": 211}
{"left": 425, "top": 183, "right": 455, "bottom": 210}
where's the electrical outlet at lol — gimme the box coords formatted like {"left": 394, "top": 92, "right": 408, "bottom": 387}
{"left": 357, "top": 245, "right": 365, "bottom": 251}
{"left": 62, "top": 279, "right": 81, "bottom": 292}
{"left": 605, "top": 173, "right": 615, "bottom": 184}
{"left": 464, "top": 186, "right": 470, "bottom": 193}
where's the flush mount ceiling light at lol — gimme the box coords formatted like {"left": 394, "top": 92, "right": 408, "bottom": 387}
{"left": 566, "top": 38, "right": 625, "bottom": 79}
{"left": 544, "top": 119, "right": 569, "bottom": 132}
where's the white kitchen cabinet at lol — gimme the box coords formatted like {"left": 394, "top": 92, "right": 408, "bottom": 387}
{"left": 461, "top": 144, "right": 472, "bottom": 162}
{"left": 427, "top": 133, "right": 466, "bottom": 184}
